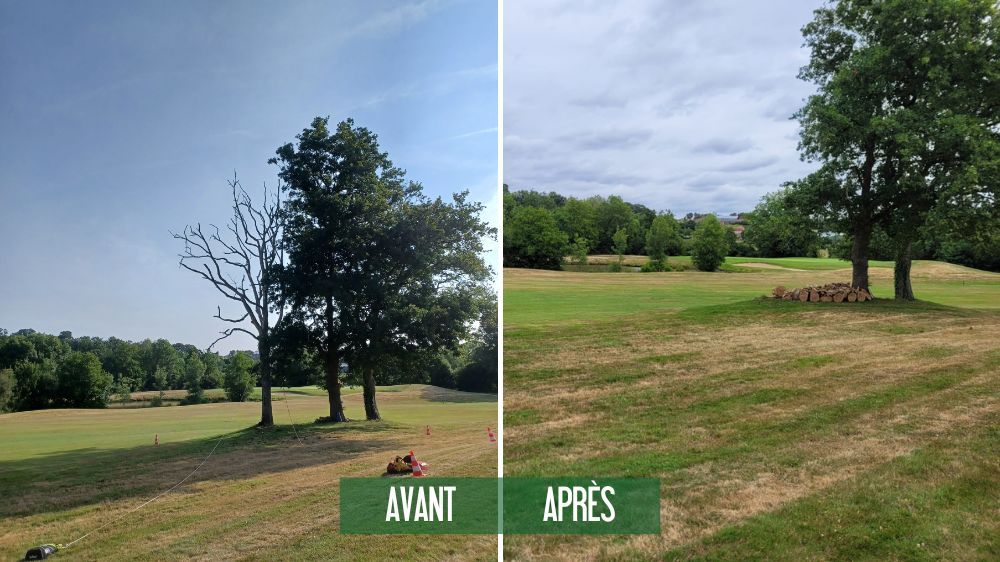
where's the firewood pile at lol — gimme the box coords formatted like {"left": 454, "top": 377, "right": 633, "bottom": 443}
{"left": 772, "top": 283, "right": 872, "bottom": 303}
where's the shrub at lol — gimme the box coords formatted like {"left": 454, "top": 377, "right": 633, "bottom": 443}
{"left": 111, "top": 381, "right": 132, "bottom": 403}
{"left": 816, "top": 248, "right": 830, "bottom": 258}
{"left": 641, "top": 259, "right": 687, "bottom": 272}
{"left": 691, "top": 215, "right": 729, "bottom": 271}
{"left": 641, "top": 259, "right": 668, "bottom": 272}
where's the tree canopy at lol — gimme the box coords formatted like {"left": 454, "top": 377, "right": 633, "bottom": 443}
{"left": 793, "top": 0, "right": 1000, "bottom": 295}
{"left": 272, "top": 117, "right": 495, "bottom": 421}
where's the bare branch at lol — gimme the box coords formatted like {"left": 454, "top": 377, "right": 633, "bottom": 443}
{"left": 173, "top": 172, "right": 283, "bottom": 349}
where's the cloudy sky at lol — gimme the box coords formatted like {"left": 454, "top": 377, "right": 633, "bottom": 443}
{"left": 0, "top": 0, "right": 497, "bottom": 351}
{"left": 504, "top": 0, "right": 825, "bottom": 215}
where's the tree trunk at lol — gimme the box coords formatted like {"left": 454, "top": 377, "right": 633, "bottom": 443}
{"left": 894, "top": 239, "right": 915, "bottom": 301}
{"left": 363, "top": 365, "right": 381, "bottom": 421}
{"left": 850, "top": 220, "right": 873, "bottom": 292}
{"left": 325, "top": 359, "right": 347, "bottom": 422}
{"left": 324, "top": 296, "right": 347, "bottom": 422}
{"left": 257, "top": 335, "right": 273, "bottom": 427}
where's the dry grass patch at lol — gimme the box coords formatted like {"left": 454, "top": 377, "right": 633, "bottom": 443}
{"left": 505, "top": 264, "right": 999, "bottom": 561}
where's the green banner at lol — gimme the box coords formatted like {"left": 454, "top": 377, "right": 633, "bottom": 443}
{"left": 339, "top": 477, "right": 660, "bottom": 534}
{"left": 503, "top": 477, "right": 661, "bottom": 534}
{"left": 340, "top": 477, "right": 500, "bottom": 534}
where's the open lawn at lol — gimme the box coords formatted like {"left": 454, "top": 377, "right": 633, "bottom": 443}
{"left": 0, "top": 385, "right": 497, "bottom": 561}
{"left": 504, "top": 259, "right": 999, "bottom": 561}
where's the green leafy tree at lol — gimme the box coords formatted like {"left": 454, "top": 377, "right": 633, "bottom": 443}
{"left": 455, "top": 298, "right": 498, "bottom": 393}
{"left": 271, "top": 118, "right": 388, "bottom": 422}
{"left": 0, "top": 335, "right": 36, "bottom": 369}
{"left": 0, "top": 368, "right": 14, "bottom": 412}
{"left": 505, "top": 206, "right": 568, "bottom": 269}
{"left": 744, "top": 188, "right": 822, "bottom": 257}
{"left": 570, "top": 236, "right": 589, "bottom": 265}
{"left": 273, "top": 116, "right": 494, "bottom": 421}
{"left": 555, "top": 198, "right": 599, "bottom": 245}
{"left": 611, "top": 227, "right": 628, "bottom": 271}
{"left": 626, "top": 216, "right": 646, "bottom": 255}
{"left": 645, "top": 214, "right": 682, "bottom": 263}
{"left": 343, "top": 190, "right": 493, "bottom": 420}
{"left": 271, "top": 342, "right": 322, "bottom": 388}
{"left": 54, "top": 352, "right": 112, "bottom": 408}
{"left": 794, "top": 0, "right": 1000, "bottom": 293}
{"left": 140, "top": 339, "right": 182, "bottom": 391}
{"left": 183, "top": 351, "right": 205, "bottom": 404}
{"left": 201, "top": 352, "right": 223, "bottom": 389}
{"left": 13, "top": 360, "right": 57, "bottom": 410}
{"left": 151, "top": 366, "right": 169, "bottom": 393}
{"left": 101, "top": 338, "right": 143, "bottom": 393}
{"left": 223, "top": 352, "right": 256, "bottom": 402}
{"left": 691, "top": 215, "right": 728, "bottom": 271}
{"left": 596, "top": 196, "right": 634, "bottom": 253}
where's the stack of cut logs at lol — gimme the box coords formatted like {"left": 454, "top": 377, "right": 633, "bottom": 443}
{"left": 772, "top": 283, "right": 872, "bottom": 303}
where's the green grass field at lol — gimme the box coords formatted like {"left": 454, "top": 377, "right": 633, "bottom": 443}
{"left": 0, "top": 385, "right": 498, "bottom": 561}
{"left": 504, "top": 259, "right": 999, "bottom": 561}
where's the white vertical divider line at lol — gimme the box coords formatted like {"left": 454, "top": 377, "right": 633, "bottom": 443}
{"left": 497, "top": 0, "right": 505, "bottom": 558}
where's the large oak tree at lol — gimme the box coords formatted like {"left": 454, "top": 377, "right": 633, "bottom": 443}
{"left": 795, "top": 0, "right": 999, "bottom": 294}
{"left": 272, "top": 116, "right": 494, "bottom": 422}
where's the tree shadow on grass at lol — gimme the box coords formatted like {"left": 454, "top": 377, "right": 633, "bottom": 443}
{"left": 418, "top": 386, "right": 497, "bottom": 403}
{"left": 0, "top": 420, "right": 404, "bottom": 519}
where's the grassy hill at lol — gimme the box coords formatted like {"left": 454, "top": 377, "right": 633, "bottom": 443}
{"left": 504, "top": 259, "right": 999, "bottom": 560}
{"left": 0, "top": 385, "right": 498, "bottom": 561}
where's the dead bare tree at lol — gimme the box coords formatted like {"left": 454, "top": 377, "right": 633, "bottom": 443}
{"left": 172, "top": 173, "right": 284, "bottom": 426}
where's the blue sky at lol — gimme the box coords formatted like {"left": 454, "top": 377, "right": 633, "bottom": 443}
{"left": 504, "top": 0, "right": 823, "bottom": 215}
{"left": 0, "top": 0, "right": 498, "bottom": 351}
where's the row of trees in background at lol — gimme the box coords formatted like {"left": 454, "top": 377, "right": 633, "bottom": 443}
{"left": 0, "top": 321, "right": 497, "bottom": 414}
{"left": 174, "top": 116, "right": 496, "bottom": 426}
{"left": 0, "top": 328, "right": 258, "bottom": 412}
{"left": 505, "top": 161, "right": 997, "bottom": 277}
{"left": 503, "top": 185, "right": 738, "bottom": 271}
{"left": 503, "top": 185, "right": 809, "bottom": 271}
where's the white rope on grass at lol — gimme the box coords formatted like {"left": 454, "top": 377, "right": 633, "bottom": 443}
{"left": 60, "top": 397, "right": 305, "bottom": 553}
{"left": 282, "top": 392, "right": 306, "bottom": 446}
{"left": 62, "top": 434, "right": 227, "bottom": 549}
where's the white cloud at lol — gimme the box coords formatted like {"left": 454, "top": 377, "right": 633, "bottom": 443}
{"left": 503, "top": 0, "right": 824, "bottom": 214}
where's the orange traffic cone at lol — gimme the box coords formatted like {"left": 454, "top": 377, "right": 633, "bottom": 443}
{"left": 154, "top": 434, "right": 159, "bottom": 446}
{"left": 410, "top": 450, "right": 424, "bottom": 477}
{"left": 425, "top": 425, "right": 431, "bottom": 436}
{"left": 487, "top": 427, "right": 497, "bottom": 443}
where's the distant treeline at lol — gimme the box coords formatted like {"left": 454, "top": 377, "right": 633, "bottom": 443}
{"left": 0, "top": 329, "right": 257, "bottom": 411}
{"left": 503, "top": 185, "right": 1000, "bottom": 271}
{"left": 0, "top": 319, "right": 496, "bottom": 413}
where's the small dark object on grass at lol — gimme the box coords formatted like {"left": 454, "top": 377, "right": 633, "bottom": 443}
{"left": 24, "top": 544, "right": 58, "bottom": 560}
